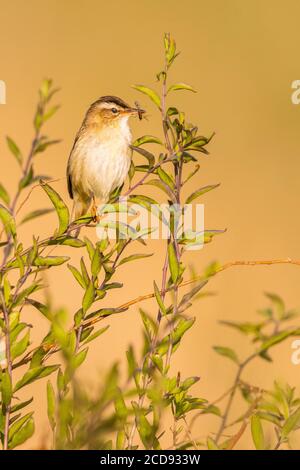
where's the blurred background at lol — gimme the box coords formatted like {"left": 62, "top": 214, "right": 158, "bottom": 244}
{"left": 1, "top": 0, "right": 300, "bottom": 449}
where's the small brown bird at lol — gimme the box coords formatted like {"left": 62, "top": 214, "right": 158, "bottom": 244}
{"left": 67, "top": 96, "right": 145, "bottom": 221}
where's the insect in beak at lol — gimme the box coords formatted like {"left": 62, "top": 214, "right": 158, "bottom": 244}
{"left": 134, "top": 101, "right": 146, "bottom": 120}
{"left": 122, "top": 102, "right": 146, "bottom": 119}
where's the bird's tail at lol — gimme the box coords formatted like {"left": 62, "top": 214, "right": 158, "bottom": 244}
{"left": 70, "top": 197, "right": 91, "bottom": 238}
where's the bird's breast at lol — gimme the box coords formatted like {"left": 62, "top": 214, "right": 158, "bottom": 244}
{"left": 79, "top": 128, "right": 131, "bottom": 202}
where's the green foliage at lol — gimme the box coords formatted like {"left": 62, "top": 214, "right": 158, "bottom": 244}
{"left": 0, "top": 35, "right": 298, "bottom": 452}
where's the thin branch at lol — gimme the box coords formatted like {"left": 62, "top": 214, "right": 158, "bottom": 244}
{"left": 183, "top": 416, "right": 199, "bottom": 450}
{"left": 10, "top": 256, "right": 300, "bottom": 370}
{"left": 215, "top": 352, "right": 257, "bottom": 444}
{"left": 225, "top": 395, "right": 262, "bottom": 450}
{"left": 124, "top": 154, "right": 176, "bottom": 197}
{"left": 215, "top": 365, "right": 243, "bottom": 444}
{"left": 189, "top": 385, "right": 235, "bottom": 431}
{"left": 15, "top": 178, "right": 64, "bottom": 217}
{"left": 96, "top": 257, "right": 300, "bottom": 322}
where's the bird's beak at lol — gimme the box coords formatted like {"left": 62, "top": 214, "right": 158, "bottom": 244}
{"left": 126, "top": 107, "right": 146, "bottom": 116}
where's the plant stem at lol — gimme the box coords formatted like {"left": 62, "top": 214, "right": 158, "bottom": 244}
{"left": 215, "top": 366, "right": 243, "bottom": 444}
{"left": 274, "top": 438, "right": 282, "bottom": 450}
{"left": 215, "top": 354, "right": 256, "bottom": 444}
{"left": 1, "top": 112, "right": 40, "bottom": 268}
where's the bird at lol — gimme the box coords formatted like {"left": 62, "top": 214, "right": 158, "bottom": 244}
{"left": 67, "top": 96, "right": 145, "bottom": 222}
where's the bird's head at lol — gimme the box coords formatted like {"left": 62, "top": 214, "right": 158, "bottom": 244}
{"left": 84, "top": 96, "right": 145, "bottom": 128}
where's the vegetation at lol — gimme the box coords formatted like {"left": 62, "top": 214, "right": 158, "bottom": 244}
{"left": 0, "top": 34, "right": 299, "bottom": 450}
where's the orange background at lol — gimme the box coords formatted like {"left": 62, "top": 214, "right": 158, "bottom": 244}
{"left": 1, "top": 0, "right": 300, "bottom": 449}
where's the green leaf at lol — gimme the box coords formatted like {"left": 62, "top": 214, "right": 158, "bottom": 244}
{"left": 139, "top": 309, "right": 157, "bottom": 339}
{"left": 82, "top": 280, "right": 95, "bottom": 314}
{"left": 34, "top": 138, "right": 61, "bottom": 155}
{"left": 126, "top": 346, "right": 138, "bottom": 378}
{"left": 179, "top": 280, "right": 208, "bottom": 308}
{"left": 10, "top": 323, "right": 27, "bottom": 343}
{"left": 265, "top": 292, "right": 285, "bottom": 319}
{"left": 6, "top": 136, "right": 22, "bottom": 165}
{"left": 207, "top": 437, "right": 220, "bottom": 450}
{"left": 26, "top": 236, "right": 38, "bottom": 266}
{"left": 0, "top": 182, "right": 10, "bottom": 205}
{"left": 157, "top": 167, "right": 175, "bottom": 190}
{"left": 1, "top": 370, "right": 12, "bottom": 407}
{"left": 131, "top": 145, "right": 155, "bottom": 168}
{"left": 91, "top": 249, "right": 102, "bottom": 277}
{"left": 168, "top": 83, "right": 197, "bottom": 93}
{"left": 178, "top": 229, "right": 226, "bottom": 247}
{"left": 185, "top": 184, "right": 220, "bottom": 204}
{"left": 14, "top": 365, "right": 60, "bottom": 391}
{"left": 80, "top": 257, "right": 90, "bottom": 286}
{"left": 67, "top": 264, "right": 86, "bottom": 289}
{"left": 8, "top": 412, "right": 33, "bottom": 440}
{"left": 182, "top": 376, "right": 200, "bottom": 390}
{"left": 133, "top": 135, "right": 162, "bottom": 146}
{"left": 114, "top": 388, "right": 128, "bottom": 420}
{"left": 165, "top": 34, "right": 178, "bottom": 67}
{"left": 71, "top": 348, "right": 88, "bottom": 370}
{"left": 158, "top": 318, "right": 195, "bottom": 355}
{"left": 33, "top": 255, "right": 70, "bottom": 267}
{"left": 168, "top": 242, "right": 179, "bottom": 283}
{"left": 42, "top": 105, "right": 60, "bottom": 123}
{"left": 39, "top": 78, "right": 52, "bottom": 99}
{"left": 134, "top": 408, "right": 156, "bottom": 449}
{"left": 3, "top": 275, "right": 11, "bottom": 305}
{"left": 213, "top": 346, "right": 239, "bottom": 364}
{"left": 41, "top": 182, "right": 69, "bottom": 234}
{"left": 9, "top": 311, "right": 20, "bottom": 330}
{"left": 47, "top": 380, "right": 56, "bottom": 430}
{"left": 132, "top": 85, "right": 161, "bottom": 109}
{"left": 282, "top": 407, "right": 300, "bottom": 438}
{"left": 118, "top": 253, "right": 153, "bottom": 266}
{"left": 19, "top": 165, "right": 34, "bottom": 189}
{"left": 153, "top": 281, "right": 167, "bottom": 316}
{"left": 20, "top": 208, "right": 54, "bottom": 225}
{"left": 151, "top": 353, "right": 164, "bottom": 373}
{"left": 145, "top": 179, "right": 176, "bottom": 201}
{"left": 26, "top": 299, "right": 52, "bottom": 321}
{"left": 84, "top": 236, "right": 95, "bottom": 261}
{"left": 251, "top": 415, "right": 265, "bottom": 450}
{"left": 260, "top": 329, "right": 300, "bottom": 353}
{"left": 220, "top": 320, "right": 263, "bottom": 336}
{"left": 0, "top": 204, "right": 16, "bottom": 238}
{"left": 82, "top": 325, "right": 110, "bottom": 345}
{"left": 11, "top": 330, "right": 30, "bottom": 360}
{"left": 47, "top": 236, "right": 85, "bottom": 248}
{"left": 10, "top": 397, "right": 33, "bottom": 414}
{"left": 9, "top": 417, "right": 34, "bottom": 449}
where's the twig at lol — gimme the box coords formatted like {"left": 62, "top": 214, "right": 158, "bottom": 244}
{"left": 92, "top": 257, "right": 300, "bottom": 324}
{"left": 10, "top": 256, "right": 300, "bottom": 369}
{"left": 225, "top": 395, "right": 262, "bottom": 450}
{"left": 127, "top": 52, "right": 175, "bottom": 448}
{"left": 124, "top": 154, "right": 176, "bottom": 196}
{"left": 15, "top": 178, "right": 64, "bottom": 216}
{"left": 183, "top": 416, "right": 199, "bottom": 450}
{"left": 189, "top": 385, "right": 235, "bottom": 431}
{"left": 215, "top": 353, "right": 256, "bottom": 444}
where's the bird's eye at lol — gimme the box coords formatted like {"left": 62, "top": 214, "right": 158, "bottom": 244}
{"left": 111, "top": 108, "right": 119, "bottom": 114}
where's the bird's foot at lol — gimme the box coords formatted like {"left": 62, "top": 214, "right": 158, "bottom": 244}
{"left": 91, "top": 204, "right": 101, "bottom": 223}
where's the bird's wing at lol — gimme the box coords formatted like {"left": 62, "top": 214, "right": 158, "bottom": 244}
{"left": 66, "top": 159, "right": 73, "bottom": 199}
{"left": 66, "top": 129, "right": 82, "bottom": 200}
